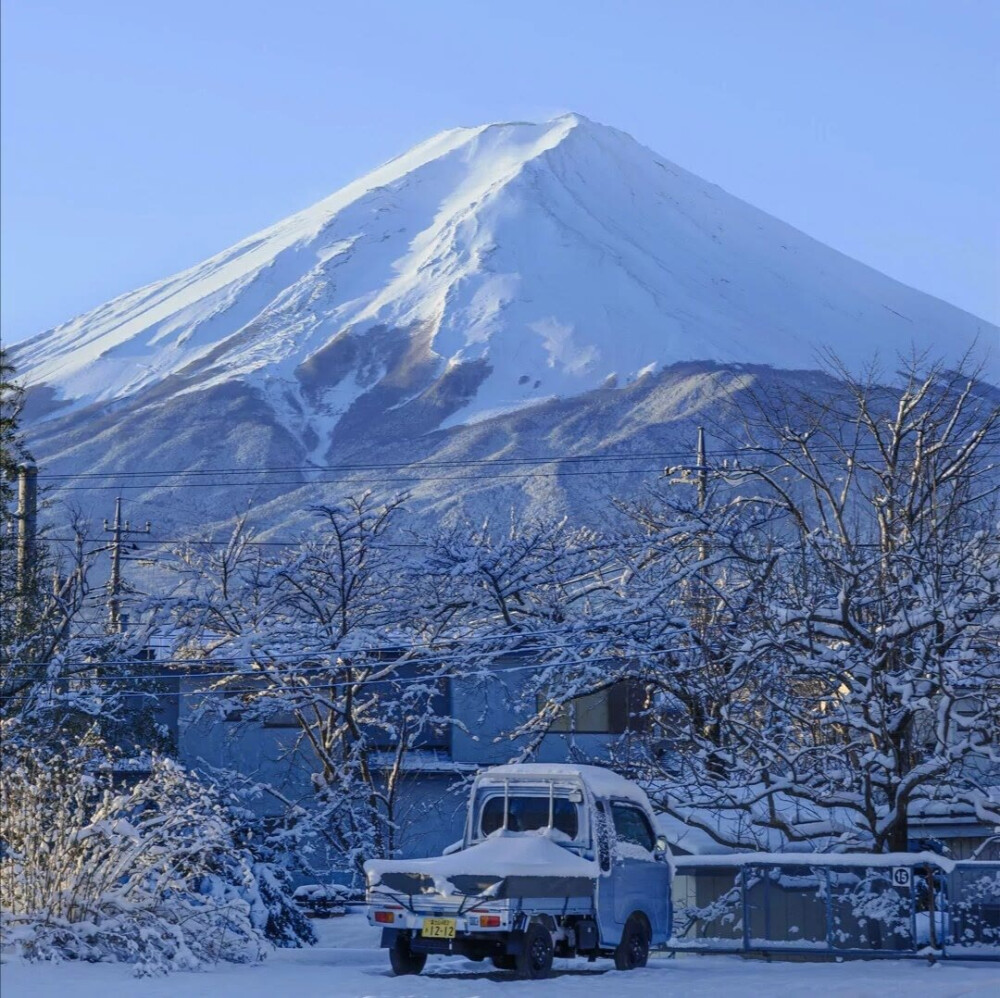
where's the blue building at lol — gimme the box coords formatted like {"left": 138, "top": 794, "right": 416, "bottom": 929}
{"left": 172, "top": 653, "right": 999, "bottom": 875}
{"left": 176, "top": 654, "right": 644, "bottom": 872}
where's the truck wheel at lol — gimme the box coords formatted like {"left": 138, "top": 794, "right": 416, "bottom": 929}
{"left": 515, "top": 923, "right": 554, "bottom": 979}
{"left": 614, "top": 915, "right": 649, "bottom": 971}
{"left": 389, "top": 938, "right": 427, "bottom": 975}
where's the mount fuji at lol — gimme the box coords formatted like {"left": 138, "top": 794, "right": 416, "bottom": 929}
{"left": 10, "top": 114, "right": 998, "bottom": 530}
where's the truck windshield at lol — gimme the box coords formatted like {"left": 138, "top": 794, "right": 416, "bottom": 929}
{"left": 479, "top": 794, "right": 580, "bottom": 839}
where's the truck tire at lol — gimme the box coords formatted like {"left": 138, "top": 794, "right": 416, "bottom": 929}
{"left": 389, "top": 938, "right": 427, "bottom": 975}
{"left": 614, "top": 915, "right": 650, "bottom": 971}
{"left": 515, "top": 923, "right": 554, "bottom": 979}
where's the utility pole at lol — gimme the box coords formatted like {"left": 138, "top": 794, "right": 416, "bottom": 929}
{"left": 696, "top": 425, "right": 708, "bottom": 514}
{"left": 694, "top": 427, "right": 710, "bottom": 620}
{"left": 103, "top": 497, "right": 151, "bottom": 632}
{"left": 694, "top": 426, "right": 724, "bottom": 778}
{"left": 16, "top": 463, "right": 38, "bottom": 594}
{"left": 15, "top": 464, "right": 38, "bottom": 628}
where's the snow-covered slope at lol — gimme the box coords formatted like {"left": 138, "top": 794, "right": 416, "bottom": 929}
{"left": 13, "top": 113, "right": 997, "bottom": 450}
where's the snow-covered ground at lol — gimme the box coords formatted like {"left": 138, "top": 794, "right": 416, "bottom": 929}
{"left": 2, "top": 913, "right": 997, "bottom": 997}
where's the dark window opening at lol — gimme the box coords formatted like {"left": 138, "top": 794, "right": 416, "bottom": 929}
{"left": 262, "top": 710, "right": 299, "bottom": 728}
{"left": 610, "top": 802, "right": 656, "bottom": 852}
{"left": 540, "top": 679, "right": 648, "bottom": 734}
{"left": 480, "top": 795, "right": 580, "bottom": 839}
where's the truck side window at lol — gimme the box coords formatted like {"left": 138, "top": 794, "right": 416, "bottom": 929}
{"left": 610, "top": 802, "right": 656, "bottom": 853}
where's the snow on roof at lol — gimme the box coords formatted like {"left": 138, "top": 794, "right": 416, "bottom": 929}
{"left": 655, "top": 811, "right": 738, "bottom": 857}
{"left": 672, "top": 850, "right": 956, "bottom": 873}
{"left": 368, "top": 750, "right": 479, "bottom": 774}
{"left": 478, "top": 763, "right": 652, "bottom": 807}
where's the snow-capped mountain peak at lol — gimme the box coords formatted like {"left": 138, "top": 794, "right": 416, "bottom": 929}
{"left": 13, "top": 113, "right": 997, "bottom": 451}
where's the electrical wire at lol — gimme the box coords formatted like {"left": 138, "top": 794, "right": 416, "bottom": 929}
{"left": 34, "top": 436, "right": 1000, "bottom": 493}
{"left": 34, "top": 433, "right": 1000, "bottom": 485}
{"left": 38, "top": 449, "right": 709, "bottom": 480}
{"left": 47, "top": 467, "right": 679, "bottom": 492}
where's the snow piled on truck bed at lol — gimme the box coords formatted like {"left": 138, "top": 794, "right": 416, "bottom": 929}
{"left": 3, "top": 912, "right": 998, "bottom": 996}
{"left": 366, "top": 828, "right": 597, "bottom": 882}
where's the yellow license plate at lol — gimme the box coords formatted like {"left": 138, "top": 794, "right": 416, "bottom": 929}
{"left": 421, "top": 917, "right": 456, "bottom": 939}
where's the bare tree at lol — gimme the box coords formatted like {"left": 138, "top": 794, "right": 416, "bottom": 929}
{"left": 523, "top": 355, "right": 1000, "bottom": 852}
{"left": 596, "top": 480, "right": 796, "bottom": 848}
{"left": 164, "top": 494, "right": 455, "bottom": 872}
{"left": 722, "top": 355, "right": 1000, "bottom": 850}
{"left": 418, "top": 514, "right": 624, "bottom": 747}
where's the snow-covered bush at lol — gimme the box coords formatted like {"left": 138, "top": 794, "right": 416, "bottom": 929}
{"left": 0, "top": 736, "right": 311, "bottom": 975}
{"left": 245, "top": 860, "right": 316, "bottom": 946}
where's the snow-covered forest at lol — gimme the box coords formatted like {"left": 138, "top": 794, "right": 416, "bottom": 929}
{"left": 2, "top": 350, "right": 999, "bottom": 971}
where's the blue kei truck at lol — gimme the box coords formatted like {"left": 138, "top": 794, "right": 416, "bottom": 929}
{"left": 365, "top": 763, "right": 672, "bottom": 979}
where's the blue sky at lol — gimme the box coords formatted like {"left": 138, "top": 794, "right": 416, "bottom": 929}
{"left": 2, "top": 0, "right": 998, "bottom": 343}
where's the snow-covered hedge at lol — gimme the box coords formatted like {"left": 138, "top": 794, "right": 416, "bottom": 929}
{"left": 0, "top": 738, "right": 313, "bottom": 975}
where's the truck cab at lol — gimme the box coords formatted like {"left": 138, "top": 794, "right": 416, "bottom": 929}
{"left": 365, "top": 763, "right": 671, "bottom": 978}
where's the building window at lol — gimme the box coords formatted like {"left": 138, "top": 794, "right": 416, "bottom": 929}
{"left": 262, "top": 710, "right": 299, "bottom": 728}
{"left": 540, "top": 679, "right": 647, "bottom": 734}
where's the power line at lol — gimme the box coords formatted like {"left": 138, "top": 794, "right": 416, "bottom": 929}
{"left": 42, "top": 536, "right": 430, "bottom": 548}
{"left": 38, "top": 449, "right": 702, "bottom": 480}
{"left": 39, "top": 534, "right": 641, "bottom": 550}
{"left": 48, "top": 466, "right": 676, "bottom": 492}
{"left": 35, "top": 435, "right": 1000, "bottom": 493}
{"left": 37, "top": 433, "right": 1000, "bottom": 483}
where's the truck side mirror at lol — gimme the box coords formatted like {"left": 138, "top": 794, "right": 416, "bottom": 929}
{"left": 654, "top": 834, "right": 669, "bottom": 860}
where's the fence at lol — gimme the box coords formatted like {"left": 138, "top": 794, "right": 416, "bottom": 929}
{"left": 670, "top": 853, "right": 1000, "bottom": 961}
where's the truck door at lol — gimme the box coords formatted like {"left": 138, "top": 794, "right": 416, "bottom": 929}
{"left": 595, "top": 798, "right": 670, "bottom": 946}
{"left": 593, "top": 798, "right": 618, "bottom": 945}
